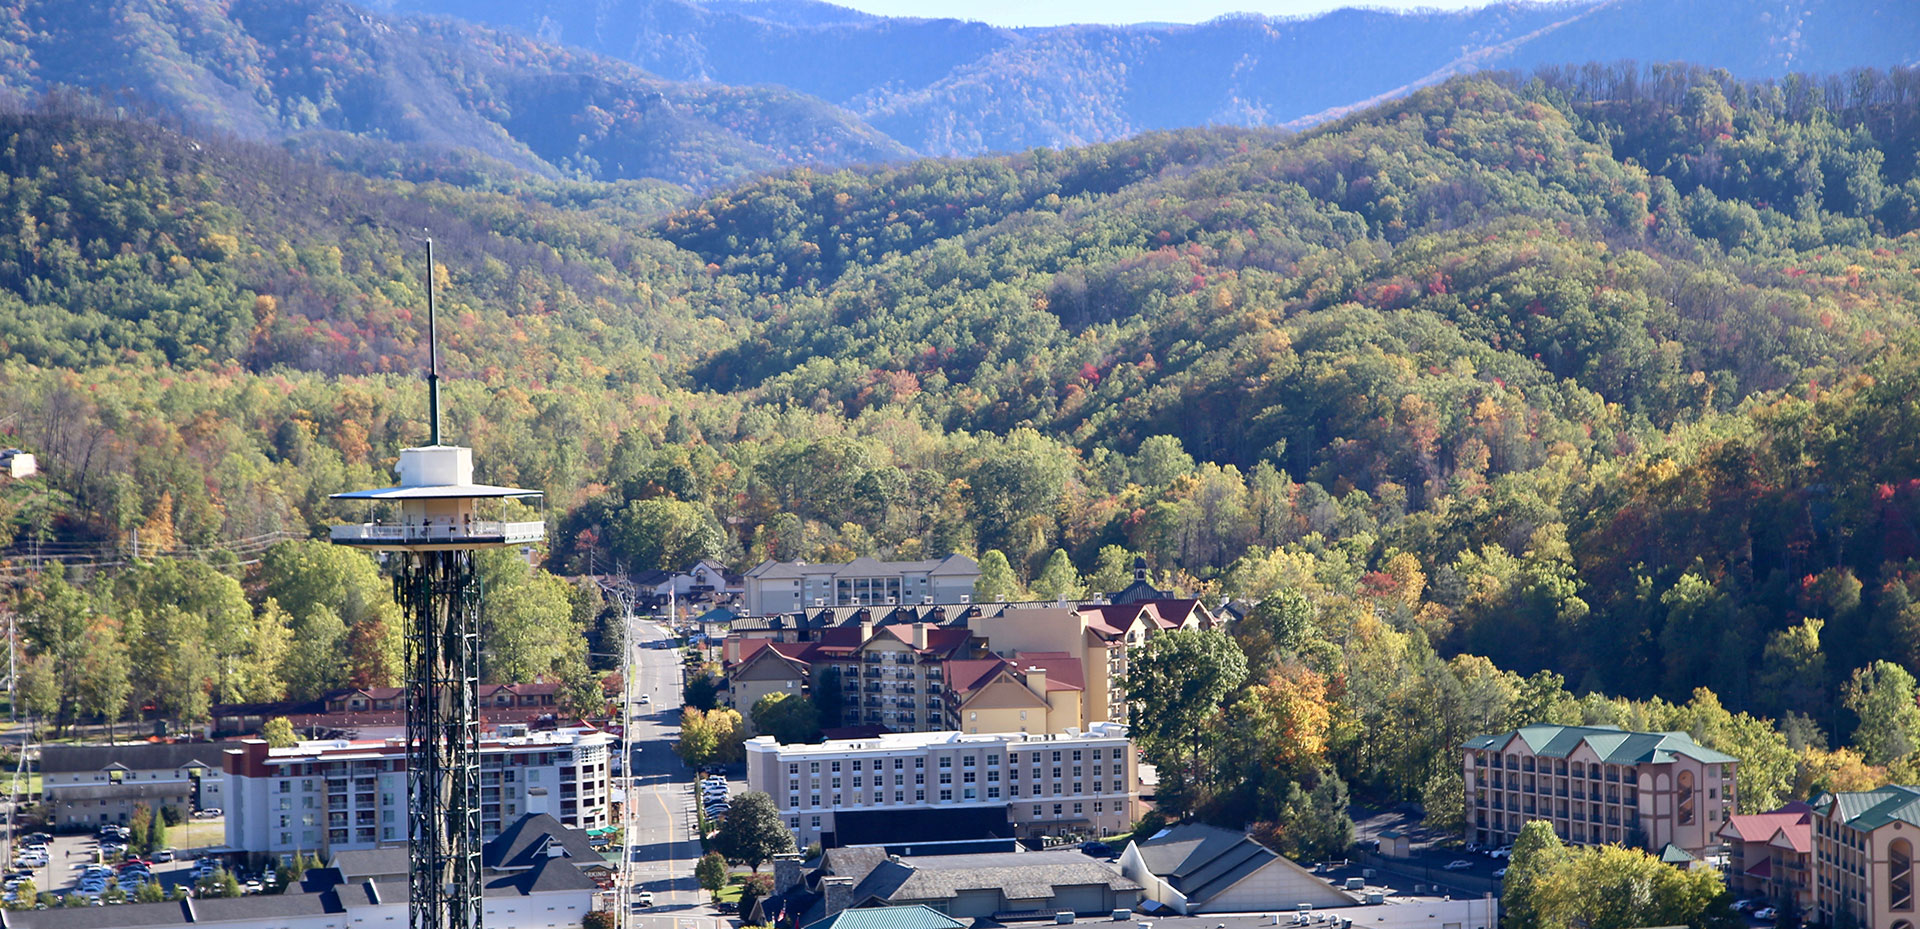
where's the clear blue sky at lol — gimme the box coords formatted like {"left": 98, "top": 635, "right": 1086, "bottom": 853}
{"left": 831, "top": 0, "right": 1493, "bottom": 27}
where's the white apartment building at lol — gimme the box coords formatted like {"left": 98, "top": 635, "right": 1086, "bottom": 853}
{"left": 745, "top": 723, "right": 1136, "bottom": 848}
{"left": 42, "top": 743, "right": 227, "bottom": 828}
{"left": 742, "top": 555, "right": 980, "bottom": 616}
{"left": 223, "top": 727, "right": 613, "bottom": 858}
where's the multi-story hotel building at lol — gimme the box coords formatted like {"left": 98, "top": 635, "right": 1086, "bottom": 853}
{"left": 745, "top": 723, "right": 1136, "bottom": 848}
{"left": 741, "top": 555, "right": 981, "bottom": 616}
{"left": 222, "top": 726, "right": 613, "bottom": 859}
{"left": 1809, "top": 784, "right": 1920, "bottom": 928}
{"left": 1461, "top": 724, "right": 1737, "bottom": 858}
{"left": 1721, "top": 801, "right": 1813, "bottom": 915}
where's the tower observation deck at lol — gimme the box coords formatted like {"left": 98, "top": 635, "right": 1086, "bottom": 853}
{"left": 329, "top": 239, "right": 542, "bottom": 929}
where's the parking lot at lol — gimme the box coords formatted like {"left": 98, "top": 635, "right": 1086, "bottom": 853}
{"left": 1, "top": 817, "right": 250, "bottom": 905}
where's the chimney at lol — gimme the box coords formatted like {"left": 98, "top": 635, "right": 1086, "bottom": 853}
{"left": 822, "top": 876, "right": 855, "bottom": 918}
{"left": 911, "top": 623, "right": 929, "bottom": 650}
{"left": 773, "top": 853, "right": 805, "bottom": 896}
{"left": 1024, "top": 665, "right": 1048, "bottom": 697}
{"left": 858, "top": 617, "right": 874, "bottom": 644}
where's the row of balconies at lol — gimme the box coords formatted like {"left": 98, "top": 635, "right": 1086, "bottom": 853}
{"left": 1482, "top": 780, "right": 1634, "bottom": 804}
{"left": 1475, "top": 756, "right": 1637, "bottom": 782}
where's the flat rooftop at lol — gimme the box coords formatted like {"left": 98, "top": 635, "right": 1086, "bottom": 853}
{"left": 748, "top": 723, "right": 1129, "bottom": 755}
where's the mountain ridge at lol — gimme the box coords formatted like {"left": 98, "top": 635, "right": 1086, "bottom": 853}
{"left": 0, "top": 0, "right": 910, "bottom": 189}
{"left": 374, "top": 0, "right": 1920, "bottom": 156}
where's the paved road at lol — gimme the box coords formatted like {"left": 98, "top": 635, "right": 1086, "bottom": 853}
{"left": 621, "top": 617, "right": 719, "bottom": 929}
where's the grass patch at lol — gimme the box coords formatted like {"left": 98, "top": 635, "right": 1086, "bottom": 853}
{"left": 4, "top": 773, "right": 41, "bottom": 797}
{"left": 168, "top": 820, "right": 225, "bottom": 848}
{"left": 715, "top": 883, "right": 744, "bottom": 904}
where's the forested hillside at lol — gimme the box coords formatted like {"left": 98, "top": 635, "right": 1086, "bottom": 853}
{"left": 0, "top": 0, "right": 908, "bottom": 188}
{"left": 378, "top": 0, "right": 1920, "bottom": 156}
{"left": 7, "top": 65, "right": 1920, "bottom": 823}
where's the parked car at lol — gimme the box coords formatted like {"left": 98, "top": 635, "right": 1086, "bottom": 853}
{"left": 1731, "top": 900, "right": 1754, "bottom": 912}
{"left": 634, "top": 891, "right": 654, "bottom": 907}
{"left": 194, "top": 808, "right": 223, "bottom": 819}
{"left": 1491, "top": 867, "right": 1508, "bottom": 879}
{"left": 717, "top": 901, "right": 739, "bottom": 913}
{"left": 151, "top": 850, "right": 175, "bottom": 863}
{"left": 1489, "top": 846, "right": 1512, "bottom": 859}
{"left": 1443, "top": 860, "right": 1473, "bottom": 870}
{"left": 1754, "top": 908, "right": 1778, "bottom": 921}
{"left": 1080, "top": 841, "right": 1114, "bottom": 858}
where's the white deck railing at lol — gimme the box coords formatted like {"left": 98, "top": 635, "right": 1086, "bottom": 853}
{"left": 330, "top": 520, "right": 545, "bottom": 544}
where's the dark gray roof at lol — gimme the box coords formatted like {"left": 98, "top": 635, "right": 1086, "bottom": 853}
{"left": 487, "top": 856, "right": 602, "bottom": 895}
{"left": 0, "top": 890, "right": 345, "bottom": 928}
{"left": 1131, "top": 824, "right": 1276, "bottom": 904}
{"left": 846, "top": 850, "right": 1138, "bottom": 906}
{"left": 822, "top": 846, "right": 893, "bottom": 881}
{"left": 483, "top": 812, "right": 602, "bottom": 870}
{"left": 40, "top": 744, "right": 226, "bottom": 774}
{"left": 331, "top": 846, "right": 410, "bottom": 882}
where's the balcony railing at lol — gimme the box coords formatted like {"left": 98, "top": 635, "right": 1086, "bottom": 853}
{"left": 331, "top": 520, "right": 545, "bottom": 545}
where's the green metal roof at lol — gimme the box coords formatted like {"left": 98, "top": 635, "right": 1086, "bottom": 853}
{"left": 805, "top": 905, "right": 967, "bottom": 929}
{"left": 1812, "top": 785, "right": 1920, "bottom": 830}
{"left": 1462, "top": 724, "right": 1738, "bottom": 765}
{"left": 1659, "top": 843, "right": 1696, "bottom": 864}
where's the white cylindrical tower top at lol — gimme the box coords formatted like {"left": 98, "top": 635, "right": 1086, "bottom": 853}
{"left": 329, "top": 444, "right": 543, "bottom": 553}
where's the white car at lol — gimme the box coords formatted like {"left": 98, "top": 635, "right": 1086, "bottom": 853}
{"left": 1754, "top": 907, "right": 1777, "bottom": 921}
{"left": 1491, "top": 867, "right": 1508, "bottom": 879}
{"left": 1443, "top": 860, "right": 1473, "bottom": 870}
{"left": 634, "top": 891, "right": 655, "bottom": 907}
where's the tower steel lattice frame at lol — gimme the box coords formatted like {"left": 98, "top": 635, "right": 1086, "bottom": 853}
{"left": 396, "top": 549, "right": 485, "bottom": 929}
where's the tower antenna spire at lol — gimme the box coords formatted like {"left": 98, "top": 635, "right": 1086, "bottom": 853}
{"left": 426, "top": 235, "right": 442, "bottom": 446}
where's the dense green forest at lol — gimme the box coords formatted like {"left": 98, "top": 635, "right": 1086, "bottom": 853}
{"left": 5, "top": 64, "right": 1920, "bottom": 829}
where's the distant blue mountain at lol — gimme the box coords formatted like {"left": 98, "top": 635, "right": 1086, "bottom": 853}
{"left": 370, "top": 0, "right": 1920, "bottom": 156}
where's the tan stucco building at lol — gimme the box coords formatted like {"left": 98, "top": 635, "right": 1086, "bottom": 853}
{"left": 1462, "top": 723, "right": 1738, "bottom": 859}
{"left": 1811, "top": 785, "right": 1920, "bottom": 929}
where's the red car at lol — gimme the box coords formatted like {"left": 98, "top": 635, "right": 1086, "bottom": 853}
{"left": 117, "top": 860, "right": 151, "bottom": 872}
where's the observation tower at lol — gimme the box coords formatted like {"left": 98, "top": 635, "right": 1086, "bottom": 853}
{"left": 329, "top": 240, "right": 543, "bottom": 929}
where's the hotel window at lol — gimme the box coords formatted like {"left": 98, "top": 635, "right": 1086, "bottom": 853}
{"left": 1893, "top": 839, "right": 1914, "bottom": 912}
{"left": 1677, "top": 770, "right": 1696, "bottom": 825}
